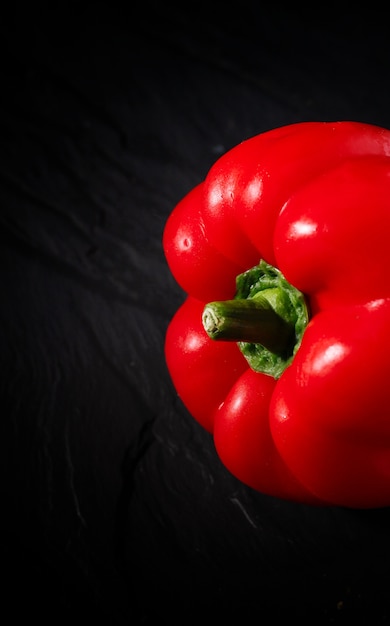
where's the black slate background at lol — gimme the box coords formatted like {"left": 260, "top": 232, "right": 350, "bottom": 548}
{"left": 2, "top": 3, "right": 390, "bottom": 624}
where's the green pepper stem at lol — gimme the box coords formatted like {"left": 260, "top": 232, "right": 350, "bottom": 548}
{"left": 202, "top": 297, "right": 295, "bottom": 356}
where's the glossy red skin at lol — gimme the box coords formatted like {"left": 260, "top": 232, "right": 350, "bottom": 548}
{"left": 163, "top": 121, "right": 390, "bottom": 508}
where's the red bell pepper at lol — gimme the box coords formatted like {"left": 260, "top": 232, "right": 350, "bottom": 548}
{"left": 163, "top": 121, "right": 390, "bottom": 508}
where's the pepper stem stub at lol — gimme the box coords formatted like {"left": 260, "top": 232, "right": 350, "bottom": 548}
{"left": 202, "top": 260, "right": 309, "bottom": 379}
{"left": 202, "top": 298, "right": 295, "bottom": 355}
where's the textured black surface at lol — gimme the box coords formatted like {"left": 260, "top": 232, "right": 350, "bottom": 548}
{"left": 2, "top": 3, "right": 390, "bottom": 624}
